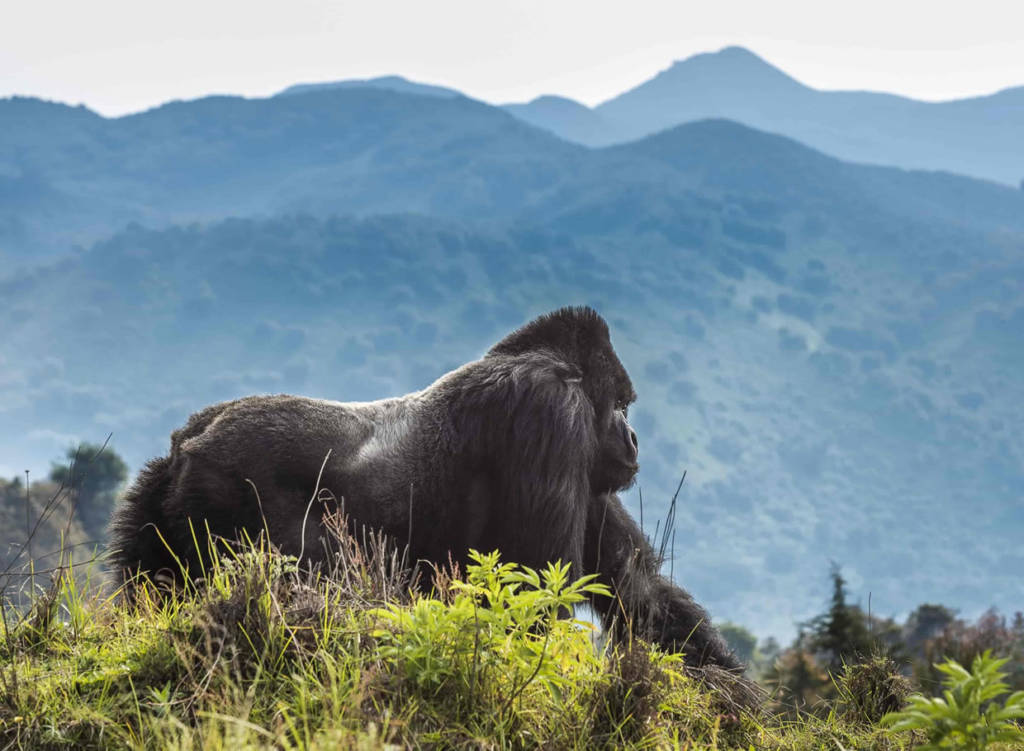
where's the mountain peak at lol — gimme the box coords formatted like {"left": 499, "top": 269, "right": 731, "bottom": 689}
{"left": 593, "top": 45, "right": 809, "bottom": 139}
{"left": 276, "top": 75, "right": 462, "bottom": 100}
{"left": 500, "top": 94, "right": 613, "bottom": 146}
{"left": 679, "top": 45, "right": 764, "bottom": 64}
{"left": 659, "top": 45, "right": 802, "bottom": 88}
{"left": 520, "top": 94, "right": 590, "bottom": 111}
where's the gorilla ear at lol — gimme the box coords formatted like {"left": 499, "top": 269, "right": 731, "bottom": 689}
{"left": 487, "top": 307, "right": 609, "bottom": 360}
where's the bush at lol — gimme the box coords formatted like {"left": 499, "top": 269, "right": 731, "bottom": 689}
{"left": 882, "top": 650, "right": 1024, "bottom": 750}
{"left": 836, "top": 653, "right": 912, "bottom": 725}
{"left": 372, "top": 549, "right": 608, "bottom": 720}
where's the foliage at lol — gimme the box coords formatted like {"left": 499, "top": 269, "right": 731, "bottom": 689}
{"left": 49, "top": 442, "right": 127, "bottom": 542}
{"left": 763, "top": 639, "right": 833, "bottom": 714}
{"left": 760, "top": 561, "right": 1024, "bottom": 737}
{"left": 718, "top": 622, "right": 758, "bottom": 666}
{"left": 0, "top": 525, "right": 921, "bottom": 750}
{"left": 903, "top": 604, "right": 958, "bottom": 652}
{"left": 917, "top": 609, "right": 1024, "bottom": 693}
{"left": 882, "top": 651, "right": 1024, "bottom": 750}
{"left": 372, "top": 549, "right": 608, "bottom": 719}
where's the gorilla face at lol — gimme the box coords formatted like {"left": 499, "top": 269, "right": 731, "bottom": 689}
{"left": 593, "top": 407, "right": 639, "bottom": 492}
{"left": 579, "top": 324, "right": 638, "bottom": 494}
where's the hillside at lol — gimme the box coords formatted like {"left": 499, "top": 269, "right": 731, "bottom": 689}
{"left": 2, "top": 500, "right": 1021, "bottom": 748}
{"left": 2, "top": 86, "right": 1023, "bottom": 638}
{"left": 3, "top": 206, "right": 1023, "bottom": 638}
{"left": 20, "top": 531, "right": 994, "bottom": 750}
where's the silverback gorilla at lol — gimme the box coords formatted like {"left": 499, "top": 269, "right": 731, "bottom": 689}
{"left": 109, "top": 307, "right": 739, "bottom": 669}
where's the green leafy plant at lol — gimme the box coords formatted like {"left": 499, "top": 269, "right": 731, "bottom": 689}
{"left": 882, "top": 650, "right": 1024, "bottom": 750}
{"left": 372, "top": 549, "right": 609, "bottom": 716}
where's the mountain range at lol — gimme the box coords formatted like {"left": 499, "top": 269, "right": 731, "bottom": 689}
{"left": 278, "top": 46, "right": 1024, "bottom": 186}
{"left": 1, "top": 64, "right": 1023, "bottom": 639}
{"left": 507, "top": 46, "right": 1024, "bottom": 186}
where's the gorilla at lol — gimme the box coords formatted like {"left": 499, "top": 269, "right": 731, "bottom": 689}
{"left": 109, "top": 306, "right": 739, "bottom": 669}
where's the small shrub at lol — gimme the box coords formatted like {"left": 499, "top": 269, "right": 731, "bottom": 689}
{"left": 371, "top": 549, "right": 609, "bottom": 719}
{"left": 588, "top": 642, "right": 668, "bottom": 744}
{"left": 882, "top": 650, "right": 1024, "bottom": 750}
{"left": 836, "top": 653, "right": 912, "bottom": 725}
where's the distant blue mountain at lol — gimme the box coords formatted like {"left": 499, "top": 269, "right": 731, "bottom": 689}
{"left": 501, "top": 95, "right": 622, "bottom": 145}
{"left": 276, "top": 74, "right": 462, "bottom": 99}
{"left": 0, "top": 89, "right": 583, "bottom": 257}
{"left": 505, "top": 46, "right": 1024, "bottom": 186}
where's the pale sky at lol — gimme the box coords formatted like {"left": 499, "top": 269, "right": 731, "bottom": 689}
{"left": 3, "top": 0, "right": 1024, "bottom": 117}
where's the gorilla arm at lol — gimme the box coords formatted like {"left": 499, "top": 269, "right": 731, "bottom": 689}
{"left": 585, "top": 492, "right": 742, "bottom": 670}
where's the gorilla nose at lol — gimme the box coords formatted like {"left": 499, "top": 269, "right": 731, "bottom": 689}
{"left": 624, "top": 423, "right": 639, "bottom": 460}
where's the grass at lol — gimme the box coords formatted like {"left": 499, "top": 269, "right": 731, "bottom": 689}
{"left": 0, "top": 515, "right": 1020, "bottom": 750}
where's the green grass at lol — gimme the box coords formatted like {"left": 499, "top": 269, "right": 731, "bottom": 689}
{"left": 1, "top": 524, "right": 1020, "bottom": 750}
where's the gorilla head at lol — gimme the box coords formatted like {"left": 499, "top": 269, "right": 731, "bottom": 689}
{"left": 109, "top": 306, "right": 739, "bottom": 670}
{"left": 487, "top": 306, "right": 638, "bottom": 493}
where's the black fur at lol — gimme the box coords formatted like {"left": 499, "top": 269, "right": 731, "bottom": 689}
{"left": 108, "top": 306, "right": 739, "bottom": 669}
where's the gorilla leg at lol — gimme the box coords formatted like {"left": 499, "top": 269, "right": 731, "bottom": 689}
{"left": 585, "top": 492, "right": 741, "bottom": 670}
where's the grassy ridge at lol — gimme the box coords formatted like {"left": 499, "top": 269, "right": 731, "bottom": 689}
{"left": 0, "top": 522, "right": 1019, "bottom": 750}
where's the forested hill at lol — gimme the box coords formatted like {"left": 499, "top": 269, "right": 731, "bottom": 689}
{"left": 3, "top": 213, "right": 1023, "bottom": 638}
{"left": 2, "top": 84, "right": 1023, "bottom": 637}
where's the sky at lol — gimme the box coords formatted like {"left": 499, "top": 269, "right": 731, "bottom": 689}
{"left": 3, "top": 0, "right": 1024, "bottom": 117}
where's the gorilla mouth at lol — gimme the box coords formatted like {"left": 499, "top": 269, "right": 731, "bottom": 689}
{"left": 611, "top": 460, "right": 640, "bottom": 487}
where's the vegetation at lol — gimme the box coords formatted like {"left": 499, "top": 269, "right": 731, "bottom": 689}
{"left": 759, "top": 566, "right": 1024, "bottom": 719}
{"left": 2, "top": 451, "right": 1022, "bottom": 748}
{"left": 882, "top": 652, "right": 1024, "bottom": 750}
{"left": 0, "top": 477, "right": 91, "bottom": 606}
{"left": 1, "top": 443, "right": 126, "bottom": 612}
{"left": 49, "top": 441, "right": 128, "bottom": 543}
{"left": 6, "top": 520, "right": 1004, "bottom": 751}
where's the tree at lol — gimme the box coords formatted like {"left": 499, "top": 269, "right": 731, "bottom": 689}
{"left": 903, "top": 603, "right": 957, "bottom": 656}
{"left": 921, "top": 608, "right": 1024, "bottom": 693}
{"left": 50, "top": 442, "right": 127, "bottom": 542}
{"left": 807, "top": 562, "right": 876, "bottom": 671}
{"left": 718, "top": 621, "right": 758, "bottom": 665}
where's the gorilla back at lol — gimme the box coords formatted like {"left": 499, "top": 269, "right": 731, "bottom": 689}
{"left": 109, "top": 306, "right": 740, "bottom": 669}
